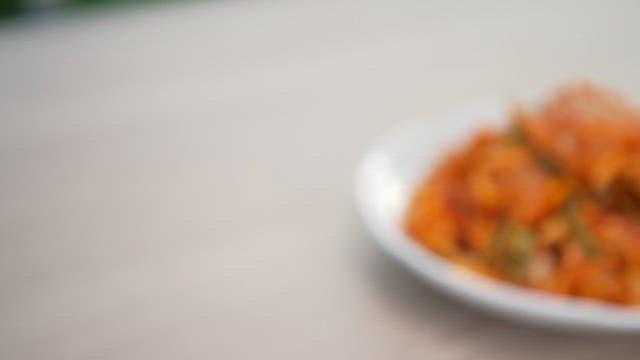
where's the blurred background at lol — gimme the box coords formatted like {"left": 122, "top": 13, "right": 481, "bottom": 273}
{"left": 2, "top": 0, "right": 640, "bottom": 359}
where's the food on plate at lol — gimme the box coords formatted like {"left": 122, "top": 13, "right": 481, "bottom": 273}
{"left": 405, "top": 82, "right": 640, "bottom": 304}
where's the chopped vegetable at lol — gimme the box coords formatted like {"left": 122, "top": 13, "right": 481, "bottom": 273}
{"left": 564, "top": 197, "right": 598, "bottom": 255}
{"left": 506, "top": 225, "right": 535, "bottom": 279}
{"left": 510, "top": 123, "right": 563, "bottom": 176}
{"left": 490, "top": 220, "right": 534, "bottom": 280}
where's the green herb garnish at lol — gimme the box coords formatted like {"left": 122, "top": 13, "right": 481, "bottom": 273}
{"left": 565, "top": 197, "right": 598, "bottom": 255}
{"left": 509, "top": 123, "right": 563, "bottom": 176}
{"left": 490, "top": 219, "right": 535, "bottom": 280}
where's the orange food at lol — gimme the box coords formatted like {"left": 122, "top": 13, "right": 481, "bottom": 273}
{"left": 405, "top": 82, "right": 640, "bottom": 305}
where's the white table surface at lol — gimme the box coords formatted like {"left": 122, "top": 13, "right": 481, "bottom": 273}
{"left": 2, "top": 1, "right": 640, "bottom": 358}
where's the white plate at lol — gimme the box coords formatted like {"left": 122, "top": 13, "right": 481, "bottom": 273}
{"left": 354, "top": 96, "right": 640, "bottom": 332}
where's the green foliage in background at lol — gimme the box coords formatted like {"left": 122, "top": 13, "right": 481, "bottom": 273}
{"left": 0, "top": 0, "right": 146, "bottom": 17}
{"left": 73, "top": 0, "right": 139, "bottom": 3}
{"left": 0, "top": 0, "right": 23, "bottom": 17}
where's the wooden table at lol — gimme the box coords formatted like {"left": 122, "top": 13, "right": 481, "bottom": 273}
{"left": 2, "top": 1, "right": 640, "bottom": 358}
